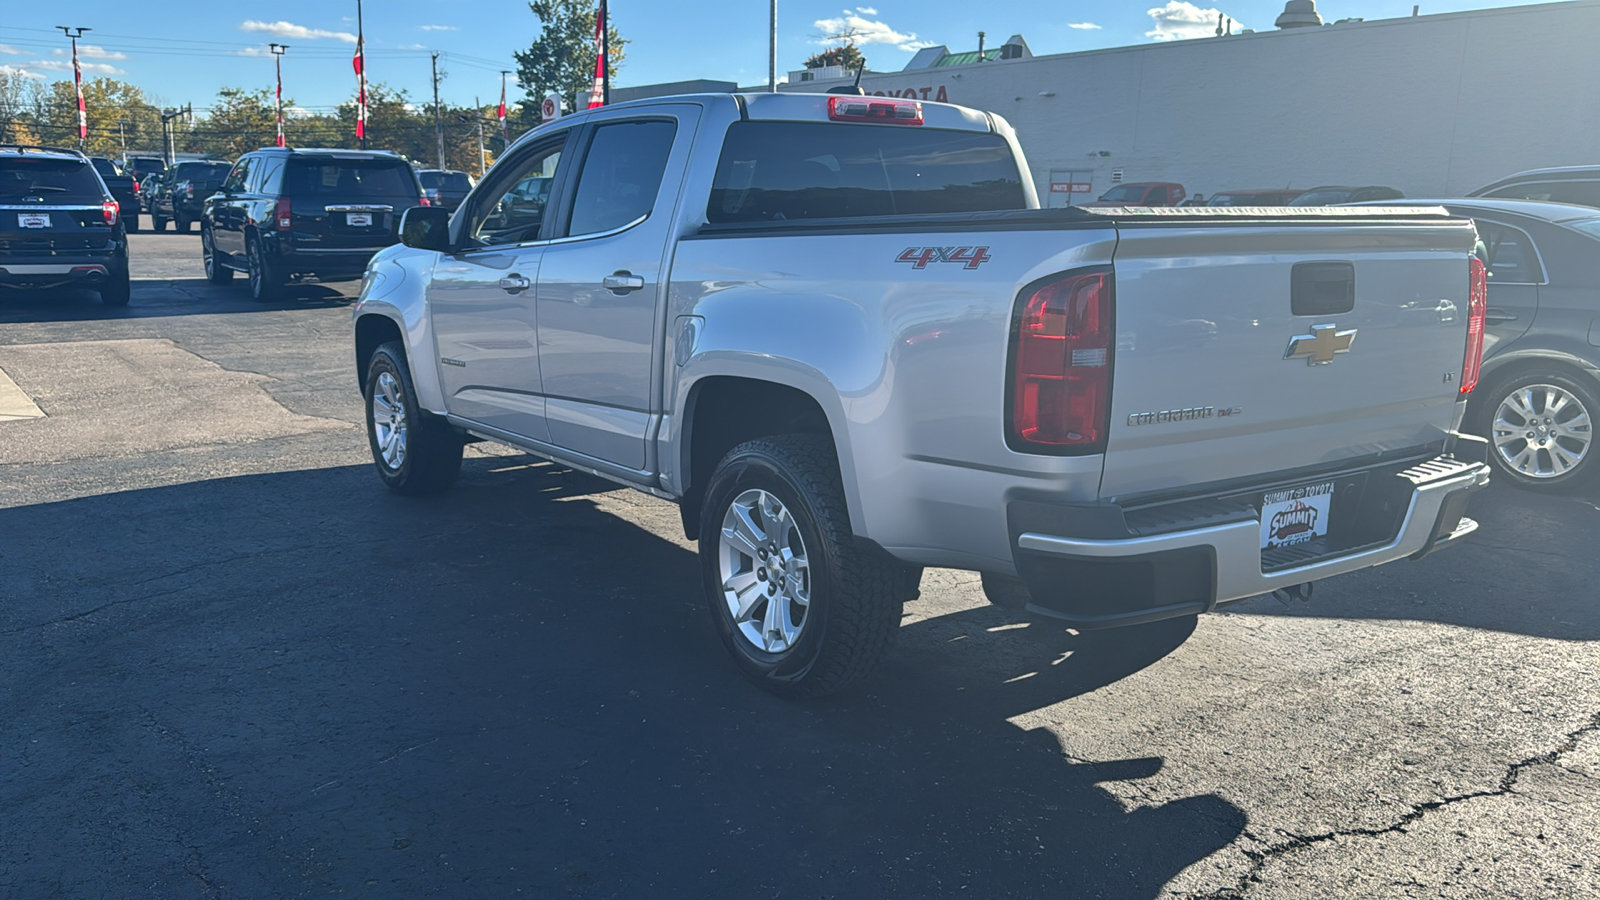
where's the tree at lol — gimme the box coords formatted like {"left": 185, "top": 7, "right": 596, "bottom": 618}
{"left": 514, "top": 0, "right": 627, "bottom": 118}
{"left": 20, "top": 77, "right": 161, "bottom": 156}
{"left": 187, "top": 87, "right": 277, "bottom": 158}
{"left": 803, "top": 43, "right": 866, "bottom": 73}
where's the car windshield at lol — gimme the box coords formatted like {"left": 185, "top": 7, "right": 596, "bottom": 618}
{"left": 430, "top": 172, "right": 472, "bottom": 190}
{"left": 176, "top": 163, "right": 232, "bottom": 179}
{"left": 1097, "top": 185, "right": 1147, "bottom": 202}
{"left": 284, "top": 158, "right": 417, "bottom": 198}
{"left": 0, "top": 158, "right": 105, "bottom": 201}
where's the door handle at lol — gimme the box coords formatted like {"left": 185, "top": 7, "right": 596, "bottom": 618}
{"left": 1484, "top": 308, "right": 1519, "bottom": 325}
{"left": 498, "top": 274, "right": 531, "bottom": 294}
{"left": 603, "top": 272, "right": 646, "bottom": 293}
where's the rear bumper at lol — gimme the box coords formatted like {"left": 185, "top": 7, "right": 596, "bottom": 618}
{"left": 270, "top": 241, "right": 390, "bottom": 279}
{"left": 1009, "top": 442, "right": 1490, "bottom": 628}
{"left": 0, "top": 256, "right": 123, "bottom": 289}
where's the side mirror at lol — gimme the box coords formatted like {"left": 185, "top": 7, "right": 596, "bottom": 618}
{"left": 400, "top": 206, "right": 453, "bottom": 252}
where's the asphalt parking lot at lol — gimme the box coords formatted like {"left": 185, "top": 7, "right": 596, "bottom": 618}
{"left": 1, "top": 225, "right": 1597, "bottom": 899}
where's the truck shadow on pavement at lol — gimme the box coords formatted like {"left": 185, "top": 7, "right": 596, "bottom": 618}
{"left": 1226, "top": 482, "right": 1600, "bottom": 640}
{"left": 0, "top": 281, "right": 355, "bottom": 324}
{"left": 0, "top": 458, "right": 1242, "bottom": 898}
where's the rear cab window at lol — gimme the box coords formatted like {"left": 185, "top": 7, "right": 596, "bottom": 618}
{"left": 0, "top": 158, "right": 106, "bottom": 204}
{"left": 707, "top": 121, "right": 1026, "bottom": 223}
{"left": 285, "top": 158, "right": 420, "bottom": 201}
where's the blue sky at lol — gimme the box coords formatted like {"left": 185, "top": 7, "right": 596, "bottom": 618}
{"left": 0, "top": 0, "right": 1549, "bottom": 113}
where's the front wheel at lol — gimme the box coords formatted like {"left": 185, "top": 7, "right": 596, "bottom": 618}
{"left": 1476, "top": 368, "right": 1599, "bottom": 491}
{"left": 698, "top": 434, "right": 904, "bottom": 699}
{"left": 364, "top": 341, "right": 463, "bottom": 495}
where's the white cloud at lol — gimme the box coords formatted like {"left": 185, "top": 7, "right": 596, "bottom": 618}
{"left": 1068, "top": 22, "right": 1102, "bottom": 30}
{"left": 51, "top": 44, "right": 127, "bottom": 60}
{"left": 855, "top": 5, "right": 877, "bottom": 13}
{"left": 235, "top": 47, "right": 273, "bottom": 57}
{"left": 0, "top": 43, "right": 25, "bottom": 55}
{"left": 813, "top": 12, "right": 934, "bottom": 52}
{"left": 0, "top": 64, "right": 46, "bottom": 79}
{"left": 30, "top": 59, "right": 125, "bottom": 75}
{"left": 239, "top": 20, "right": 358, "bottom": 43}
{"left": 419, "top": 25, "right": 458, "bottom": 32}
{"left": 1146, "top": 1, "right": 1244, "bottom": 40}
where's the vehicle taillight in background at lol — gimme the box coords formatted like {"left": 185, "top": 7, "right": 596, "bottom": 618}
{"left": 101, "top": 200, "right": 119, "bottom": 227}
{"left": 185, "top": 184, "right": 195, "bottom": 198}
{"left": 274, "top": 196, "right": 292, "bottom": 230}
{"left": 1461, "top": 256, "right": 1488, "bottom": 395}
{"left": 418, "top": 195, "right": 432, "bottom": 207}
{"left": 827, "top": 95, "right": 923, "bottom": 125}
{"left": 1008, "top": 268, "right": 1114, "bottom": 452}
{"left": 132, "top": 180, "right": 141, "bottom": 195}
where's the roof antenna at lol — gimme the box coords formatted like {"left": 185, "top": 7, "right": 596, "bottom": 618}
{"left": 828, "top": 64, "right": 867, "bottom": 95}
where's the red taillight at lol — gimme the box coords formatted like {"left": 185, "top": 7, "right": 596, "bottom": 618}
{"left": 827, "top": 95, "right": 923, "bottom": 125}
{"left": 185, "top": 184, "right": 195, "bottom": 198}
{"left": 1009, "top": 268, "right": 1114, "bottom": 451}
{"left": 274, "top": 196, "right": 292, "bottom": 231}
{"left": 418, "top": 195, "right": 431, "bottom": 207}
{"left": 102, "top": 200, "right": 119, "bottom": 227}
{"left": 132, "top": 180, "right": 141, "bottom": 194}
{"left": 1461, "top": 256, "right": 1488, "bottom": 394}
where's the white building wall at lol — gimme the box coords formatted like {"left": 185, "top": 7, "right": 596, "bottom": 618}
{"left": 779, "top": 1, "right": 1600, "bottom": 202}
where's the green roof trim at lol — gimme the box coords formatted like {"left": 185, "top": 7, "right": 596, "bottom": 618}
{"left": 933, "top": 49, "right": 1004, "bottom": 67}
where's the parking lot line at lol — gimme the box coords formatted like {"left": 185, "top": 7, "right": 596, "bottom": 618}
{"left": 0, "top": 365, "right": 45, "bottom": 421}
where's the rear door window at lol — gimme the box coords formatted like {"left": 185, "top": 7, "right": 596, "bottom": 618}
{"left": 285, "top": 159, "right": 418, "bottom": 199}
{"left": 708, "top": 121, "right": 1025, "bottom": 223}
{"left": 567, "top": 120, "right": 677, "bottom": 236}
{"left": 1475, "top": 221, "right": 1544, "bottom": 283}
{"left": 1486, "top": 180, "right": 1600, "bottom": 208}
{"left": 0, "top": 158, "right": 106, "bottom": 203}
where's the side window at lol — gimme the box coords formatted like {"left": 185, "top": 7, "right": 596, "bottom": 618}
{"left": 1476, "top": 222, "right": 1543, "bottom": 283}
{"left": 469, "top": 138, "right": 566, "bottom": 247}
{"left": 223, "top": 158, "right": 253, "bottom": 193}
{"left": 250, "top": 158, "right": 282, "bottom": 194}
{"left": 566, "top": 120, "right": 678, "bottom": 237}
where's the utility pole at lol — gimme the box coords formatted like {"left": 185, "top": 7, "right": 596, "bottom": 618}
{"left": 160, "top": 106, "right": 185, "bottom": 165}
{"left": 355, "top": 0, "right": 366, "bottom": 149}
{"left": 768, "top": 0, "right": 777, "bottom": 91}
{"left": 473, "top": 95, "right": 486, "bottom": 177}
{"left": 431, "top": 52, "right": 445, "bottom": 170}
{"left": 270, "top": 43, "right": 288, "bottom": 147}
{"left": 600, "top": 0, "right": 610, "bottom": 105}
{"left": 118, "top": 120, "right": 127, "bottom": 155}
{"left": 57, "top": 26, "right": 90, "bottom": 151}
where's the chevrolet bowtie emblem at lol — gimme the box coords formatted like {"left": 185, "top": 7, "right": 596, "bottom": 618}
{"left": 1285, "top": 324, "right": 1357, "bottom": 365}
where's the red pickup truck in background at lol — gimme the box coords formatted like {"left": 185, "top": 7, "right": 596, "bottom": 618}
{"left": 1078, "top": 181, "right": 1186, "bottom": 207}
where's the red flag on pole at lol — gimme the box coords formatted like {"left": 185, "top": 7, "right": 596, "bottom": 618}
{"left": 587, "top": 4, "right": 605, "bottom": 109}
{"left": 352, "top": 35, "right": 367, "bottom": 141}
{"left": 73, "top": 42, "right": 87, "bottom": 141}
{"left": 497, "top": 80, "right": 507, "bottom": 132}
{"left": 275, "top": 77, "right": 285, "bottom": 147}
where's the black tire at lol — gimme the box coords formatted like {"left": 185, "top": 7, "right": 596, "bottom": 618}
{"left": 153, "top": 214, "right": 168, "bottom": 232}
{"left": 247, "top": 235, "right": 283, "bottom": 302}
{"left": 698, "top": 434, "right": 903, "bottom": 699}
{"left": 124, "top": 214, "right": 139, "bottom": 234}
{"left": 98, "top": 265, "right": 131, "bottom": 307}
{"left": 202, "top": 226, "right": 233, "bottom": 283}
{"left": 175, "top": 213, "right": 191, "bottom": 233}
{"left": 1472, "top": 367, "right": 1600, "bottom": 491}
{"left": 364, "top": 341, "right": 463, "bottom": 495}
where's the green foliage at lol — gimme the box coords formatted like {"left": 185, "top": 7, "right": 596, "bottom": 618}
{"left": 514, "top": 0, "right": 628, "bottom": 117}
{"left": 804, "top": 43, "right": 867, "bottom": 73}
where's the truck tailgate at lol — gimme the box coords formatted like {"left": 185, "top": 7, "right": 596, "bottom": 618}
{"left": 1100, "top": 215, "right": 1479, "bottom": 499}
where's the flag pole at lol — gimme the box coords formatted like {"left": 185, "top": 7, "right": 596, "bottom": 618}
{"left": 600, "top": 0, "right": 610, "bottom": 105}
{"left": 270, "top": 43, "right": 288, "bottom": 147}
{"left": 57, "top": 26, "right": 91, "bottom": 151}
{"left": 355, "top": 0, "right": 367, "bottom": 149}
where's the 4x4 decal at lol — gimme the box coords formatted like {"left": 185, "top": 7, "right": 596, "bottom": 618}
{"left": 895, "top": 246, "right": 992, "bottom": 270}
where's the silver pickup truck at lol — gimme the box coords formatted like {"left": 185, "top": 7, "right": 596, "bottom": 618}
{"left": 353, "top": 92, "right": 1490, "bottom": 697}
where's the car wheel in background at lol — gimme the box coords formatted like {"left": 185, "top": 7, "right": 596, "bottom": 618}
{"left": 698, "top": 434, "right": 904, "bottom": 699}
{"left": 152, "top": 214, "right": 168, "bottom": 232}
{"left": 364, "top": 341, "right": 463, "bottom": 495}
{"left": 175, "top": 213, "right": 191, "bottom": 233}
{"left": 1475, "top": 367, "right": 1598, "bottom": 491}
{"left": 202, "top": 226, "right": 233, "bottom": 283}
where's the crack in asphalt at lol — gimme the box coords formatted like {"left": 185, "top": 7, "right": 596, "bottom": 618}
{"left": 1186, "top": 709, "right": 1600, "bottom": 899}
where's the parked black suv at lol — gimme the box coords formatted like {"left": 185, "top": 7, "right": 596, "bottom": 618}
{"left": 90, "top": 157, "right": 140, "bottom": 233}
{"left": 201, "top": 148, "right": 424, "bottom": 301}
{"left": 123, "top": 156, "right": 166, "bottom": 184}
{"left": 417, "top": 168, "right": 474, "bottom": 212}
{"left": 0, "top": 145, "right": 130, "bottom": 305}
{"left": 150, "top": 159, "right": 232, "bottom": 232}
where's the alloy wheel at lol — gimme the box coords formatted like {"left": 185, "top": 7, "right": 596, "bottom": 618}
{"left": 371, "top": 371, "right": 409, "bottom": 471}
{"left": 718, "top": 489, "right": 812, "bottom": 654}
{"left": 1492, "top": 383, "right": 1592, "bottom": 479}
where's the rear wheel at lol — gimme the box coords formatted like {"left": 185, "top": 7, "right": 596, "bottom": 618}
{"left": 124, "top": 214, "right": 139, "bottom": 234}
{"left": 699, "top": 434, "right": 903, "bottom": 699}
{"left": 201, "top": 225, "right": 233, "bottom": 283}
{"left": 1475, "top": 368, "right": 1598, "bottom": 491}
{"left": 364, "top": 341, "right": 463, "bottom": 495}
{"left": 175, "top": 213, "right": 192, "bottom": 233}
{"left": 98, "top": 265, "right": 130, "bottom": 306}
{"left": 153, "top": 214, "right": 168, "bottom": 232}
{"left": 247, "top": 235, "right": 284, "bottom": 302}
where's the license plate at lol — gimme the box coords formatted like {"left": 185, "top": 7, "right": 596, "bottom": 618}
{"left": 346, "top": 212, "right": 373, "bottom": 227}
{"left": 18, "top": 213, "right": 50, "bottom": 229}
{"left": 1261, "top": 481, "right": 1334, "bottom": 549}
